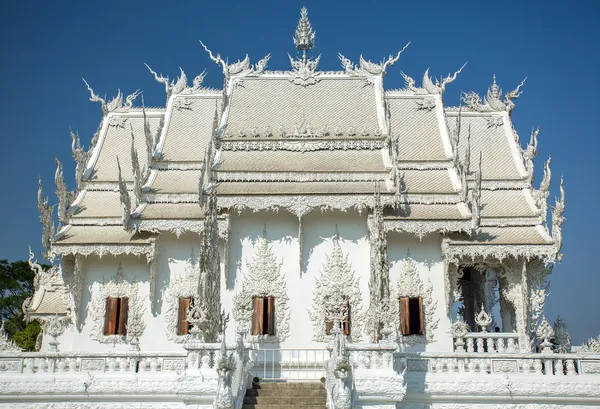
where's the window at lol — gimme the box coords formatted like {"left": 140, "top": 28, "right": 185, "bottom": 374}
{"left": 177, "top": 297, "right": 193, "bottom": 336}
{"left": 251, "top": 296, "right": 275, "bottom": 336}
{"left": 103, "top": 296, "right": 129, "bottom": 335}
{"left": 399, "top": 297, "right": 424, "bottom": 336}
{"left": 325, "top": 302, "right": 351, "bottom": 335}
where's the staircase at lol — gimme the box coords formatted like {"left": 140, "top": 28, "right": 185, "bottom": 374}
{"left": 242, "top": 381, "right": 327, "bottom": 409}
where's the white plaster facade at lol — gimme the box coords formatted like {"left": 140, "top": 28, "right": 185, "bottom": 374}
{"left": 1, "top": 7, "right": 596, "bottom": 409}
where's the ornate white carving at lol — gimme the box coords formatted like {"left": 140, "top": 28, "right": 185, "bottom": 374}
{"left": 163, "top": 256, "right": 200, "bottom": 343}
{"left": 416, "top": 98, "right": 436, "bottom": 111}
{"left": 486, "top": 116, "right": 504, "bottom": 128}
{"left": 536, "top": 316, "right": 555, "bottom": 353}
{"left": 220, "top": 139, "right": 385, "bottom": 151}
{"left": 442, "top": 241, "right": 558, "bottom": 265}
{"left": 144, "top": 65, "right": 188, "bottom": 98}
{"left": 384, "top": 220, "right": 472, "bottom": 240}
{"left": 0, "top": 323, "right": 22, "bottom": 352}
{"left": 52, "top": 243, "right": 155, "bottom": 259}
{"left": 218, "top": 194, "right": 459, "bottom": 218}
{"left": 232, "top": 230, "right": 290, "bottom": 342}
{"left": 550, "top": 175, "right": 565, "bottom": 262}
{"left": 136, "top": 219, "right": 203, "bottom": 237}
{"left": 288, "top": 54, "right": 321, "bottom": 86}
{"left": 215, "top": 171, "right": 386, "bottom": 183}
{"left": 172, "top": 97, "right": 192, "bottom": 111}
{"left": 582, "top": 335, "right": 600, "bottom": 353}
{"left": 309, "top": 232, "right": 363, "bottom": 342}
{"left": 475, "top": 304, "right": 493, "bottom": 332}
{"left": 400, "top": 63, "right": 467, "bottom": 95}
{"left": 37, "top": 177, "right": 55, "bottom": 260}
{"left": 339, "top": 43, "right": 410, "bottom": 77}
{"left": 82, "top": 79, "right": 140, "bottom": 114}
{"left": 390, "top": 256, "right": 438, "bottom": 343}
{"left": 462, "top": 75, "right": 527, "bottom": 115}
{"left": 87, "top": 265, "right": 145, "bottom": 345}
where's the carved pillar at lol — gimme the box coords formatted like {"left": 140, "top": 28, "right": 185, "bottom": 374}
{"left": 483, "top": 268, "right": 498, "bottom": 329}
{"left": 519, "top": 259, "right": 531, "bottom": 351}
{"left": 147, "top": 239, "right": 158, "bottom": 315}
{"left": 498, "top": 272, "right": 516, "bottom": 332}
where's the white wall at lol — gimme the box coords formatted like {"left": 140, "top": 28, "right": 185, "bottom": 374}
{"left": 54, "top": 211, "right": 453, "bottom": 353}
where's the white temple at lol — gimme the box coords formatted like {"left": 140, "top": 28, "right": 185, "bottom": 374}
{"left": 1, "top": 7, "right": 599, "bottom": 409}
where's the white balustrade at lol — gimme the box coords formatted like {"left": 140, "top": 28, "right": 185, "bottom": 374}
{"left": 400, "top": 352, "right": 600, "bottom": 376}
{"left": 250, "top": 348, "right": 329, "bottom": 380}
{"left": 0, "top": 351, "right": 188, "bottom": 375}
{"left": 454, "top": 332, "right": 520, "bottom": 353}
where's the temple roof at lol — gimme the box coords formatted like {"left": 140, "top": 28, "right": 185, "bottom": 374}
{"left": 224, "top": 76, "right": 383, "bottom": 138}
{"left": 44, "top": 7, "right": 563, "bottom": 262}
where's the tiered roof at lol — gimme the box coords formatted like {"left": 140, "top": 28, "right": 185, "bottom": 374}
{"left": 43, "top": 7, "right": 563, "bottom": 267}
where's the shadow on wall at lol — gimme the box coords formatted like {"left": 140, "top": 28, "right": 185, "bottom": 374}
{"left": 226, "top": 209, "right": 369, "bottom": 290}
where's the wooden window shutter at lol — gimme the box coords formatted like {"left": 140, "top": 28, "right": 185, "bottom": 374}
{"left": 266, "top": 296, "right": 275, "bottom": 336}
{"left": 104, "top": 297, "right": 118, "bottom": 335}
{"left": 251, "top": 297, "right": 264, "bottom": 336}
{"left": 325, "top": 320, "right": 333, "bottom": 335}
{"left": 399, "top": 297, "right": 410, "bottom": 336}
{"left": 343, "top": 302, "right": 351, "bottom": 335}
{"left": 418, "top": 296, "right": 424, "bottom": 335}
{"left": 177, "top": 297, "right": 191, "bottom": 335}
{"left": 117, "top": 297, "right": 129, "bottom": 336}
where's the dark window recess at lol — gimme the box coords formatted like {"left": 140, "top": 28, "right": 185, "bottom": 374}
{"left": 177, "top": 297, "right": 194, "bottom": 335}
{"left": 399, "top": 296, "right": 424, "bottom": 336}
{"left": 251, "top": 296, "right": 275, "bottom": 336}
{"left": 103, "top": 296, "right": 129, "bottom": 336}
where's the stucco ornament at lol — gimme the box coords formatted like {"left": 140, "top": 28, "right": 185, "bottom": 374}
{"left": 450, "top": 319, "right": 470, "bottom": 352}
{"left": 475, "top": 304, "right": 493, "bottom": 332}
{"left": 550, "top": 175, "right": 565, "bottom": 262}
{"left": 400, "top": 63, "right": 467, "bottom": 95}
{"left": 87, "top": 265, "right": 145, "bottom": 345}
{"left": 0, "top": 323, "right": 22, "bottom": 352}
{"left": 310, "top": 231, "right": 363, "bottom": 342}
{"left": 365, "top": 188, "right": 393, "bottom": 343}
{"left": 232, "top": 229, "right": 290, "bottom": 342}
{"left": 288, "top": 7, "right": 321, "bottom": 86}
{"left": 164, "top": 253, "right": 201, "bottom": 343}
{"left": 582, "top": 335, "right": 600, "bottom": 353}
{"left": 536, "top": 316, "right": 555, "bottom": 354}
{"left": 462, "top": 74, "right": 527, "bottom": 115}
{"left": 82, "top": 79, "right": 140, "bottom": 115}
{"left": 44, "top": 315, "right": 68, "bottom": 352}
{"left": 37, "top": 177, "right": 55, "bottom": 260}
{"left": 390, "top": 256, "right": 438, "bottom": 343}
{"left": 144, "top": 64, "right": 188, "bottom": 98}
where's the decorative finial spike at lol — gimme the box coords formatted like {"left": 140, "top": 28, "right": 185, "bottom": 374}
{"left": 293, "top": 7, "right": 315, "bottom": 60}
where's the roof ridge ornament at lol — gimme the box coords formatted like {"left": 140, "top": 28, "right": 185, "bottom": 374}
{"left": 293, "top": 7, "right": 315, "bottom": 60}
{"left": 550, "top": 174, "right": 565, "bottom": 262}
{"left": 534, "top": 155, "right": 552, "bottom": 223}
{"left": 339, "top": 42, "right": 410, "bottom": 77}
{"left": 37, "top": 176, "right": 55, "bottom": 261}
{"left": 462, "top": 74, "right": 527, "bottom": 115}
{"left": 144, "top": 64, "right": 188, "bottom": 98}
{"left": 288, "top": 8, "right": 321, "bottom": 86}
{"left": 400, "top": 62, "right": 466, "bottom": 95}
{"left": 82, "top": 79, "right": 140, "bottom": 114}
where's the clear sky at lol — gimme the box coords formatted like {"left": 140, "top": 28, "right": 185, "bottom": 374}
{"left": 1, "top": 0, "right": 598, "bottom": 344}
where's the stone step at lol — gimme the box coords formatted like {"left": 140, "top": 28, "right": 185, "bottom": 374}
{"left": 242, "top": 381, "right": 327, "bottom": 409}
{"left": 245, "top": 388, "right": 325, "bottom": 397}
{"left": 244, "top": 395, "right": 326, "bottom": 405}
{"left": 242, "top": 406, "right": 326, "bottom": 409}
{"left": 252, "top": 381, "right": 324, "bottom": 389}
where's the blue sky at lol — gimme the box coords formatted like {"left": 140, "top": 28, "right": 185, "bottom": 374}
{"left": 1, "top": 0, "right": 598, "bottom": 344}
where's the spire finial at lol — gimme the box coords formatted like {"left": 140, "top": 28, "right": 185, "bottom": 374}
{"left": 293, "top": 7, "right": 315, "bottom": 60}
{"left": 490, "top": 74, "right": 500, "bottom": 99}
